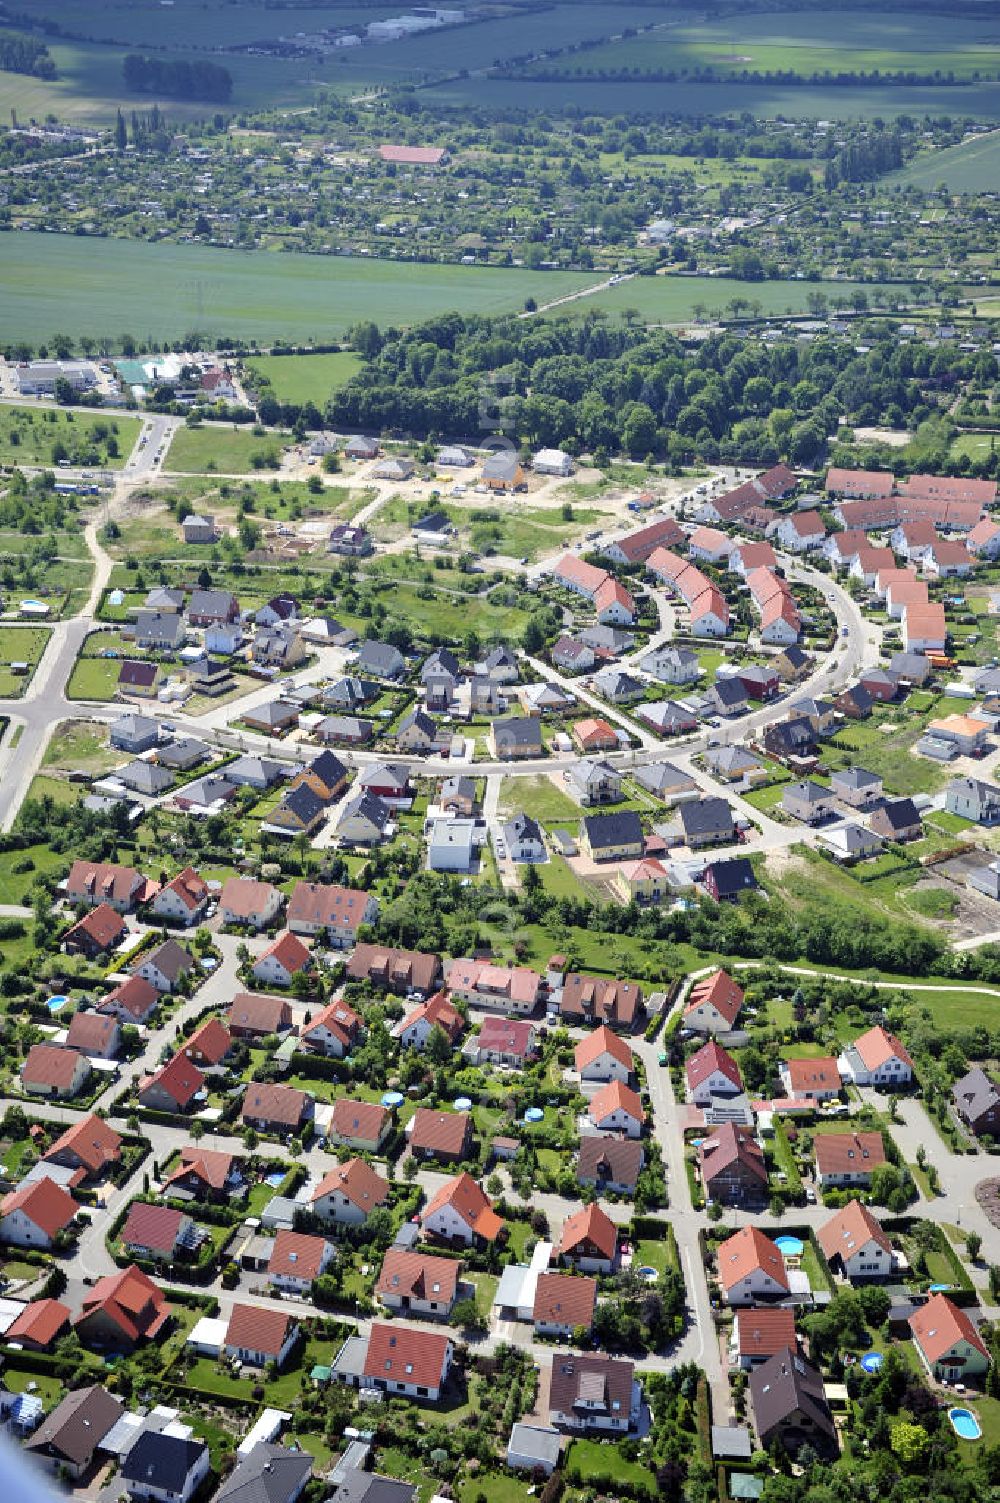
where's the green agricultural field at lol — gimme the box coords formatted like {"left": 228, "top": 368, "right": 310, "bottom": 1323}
{"left": 0, "top": 628, "right": 50, "bottom": 698}
{"left": 0, "top": 405, "right": 138, "bottom": 470}
{"left": 426, "top": 73, "right": 1000, "bottom": 123}
{"left": 555, "top": 275, "right": 905, "bottom": 325}
{"left": 0, "top": 233, "right": 596, "bottom": 346}
{"left": 523, "top": 11, "right": 1000, "bottom": 83}
{"left": 245, "top": 351, "right": 363, "bottom": 405}
{"left": 896, "top": 128, "right": 1000, "bottom": 192}
{"left": 163, "top": 423, "right": 293, "bottom": 475}
{"left": 26, "top": 0, "right": 400, "bottom": 52}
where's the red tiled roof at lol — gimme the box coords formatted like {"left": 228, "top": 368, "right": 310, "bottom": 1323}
{"left": 818, "top": 1199, "right": 892, "bottom": 1264}
{"left": 717, "top": 1226, "right": 788, "bottom": 1293}
{"left": 557, "top": 1202, "right": 617, "bottom": 1262}
{"left": 21, "top": 1044, "right": 87, "bottom": 1092}
{"left": 140, "top": 1052, "right": 204, "bottom": 1110}
{"left": 65, "top": 903, "right": 127, "bottom": 951}
{"left": 43, "top": 1114, "right": 121, "bottom": 1176}
{"left": 183, "top": 1017, "right": 232, "bottom": 1066}
{"left": 733, "top": 1307, "right": 798, "bottom": 1360}
{"left": 686, "top": 1039, "right": 742, "bottom": 1093}
{"left": 287, "top": 882, "right": 371, "bottom": 934}
{"left": 302, "top": 999, "right": 362, "bottom": 1052}
{"left": 363, "top": 1321, "right": 451, "bottom": 1388}
{"left": 910, "top": 1292, "right": 990, "bottom": 1366}
{"left": 379, "top": 144, "right": 446, "bottom": 165}
{"left": 99, "top": 975, "right": 158, "bottom": 1021}
{"left": 853, "top": 1025, "right": 913, "bottom": 1073}
{"left": 225, "top": 1303, "right": 296, "bottom": 1359}
{"left": 783, "top": 1056, "right": 840, "bottom": 1093}
{"left": 476, "top": 1016, "right": 535, "bottom": 1060}
{"left": 814, "top": 1131, "right": 886, "bottom": 1176}
{"left": 268, "top": 1230, "right": 330, "bottom": 1282}
{"left": 330, "top": 1097, "right": 390, "bottom": 1145}
{"left": 1, "top": 1177, "right": 77, "bottom": 1239}
{"left": 121, "top": 1202, "right": 185, "bottom": 1255}
{"left": 160, "top": 866, "right": 209, "bottom": 912}
{"left": 575, "top": 1025, "right": 633, "bottom": 1076}
{"left": 532, "top": 1272, "right": 597, "bottom": 1329}
{"left": 241, "top": 1082, "right": 308, "bottom": 1128}
{"left": 220, "top": 878, "right": 281, "bottom": 920}
{"left": 313, "top": 1157, "right": 389, "bottom": 1214}
{"left": 685, "top": 970, "right": 744, "bottom": 1028}
{"left": 588, "top": 1080, "right": 644, "bottom": 1126}
{"left": 164, "top": 1147, "right": 234, "bottom": 1194}
{"left": 422, "top": 1171, "right": 502, "bottom": 1241}
{"left": 376, "top": 1249, "right": 460, "bottom": 1305}
{"left": 76, "top": 1266, "right": 170, "bottom": 1344}
{"left": 255, "top": 931, "right": 311, "bottom": 977}
{"left": 5, "top": 1298, "right": 70, "bottom": 1349}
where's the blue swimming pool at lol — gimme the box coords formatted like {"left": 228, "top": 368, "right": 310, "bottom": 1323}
{"left": 950, "top": 1408, "right": 982, "bottom": 1442}
{"left": 774, "top": 1236, "right": 804, "bottom": 1257}
{"left": 929, "top": 1283, "right": 951, "bottom": 1292}
{"left": 265, "top": 1173, "right": 285, "bottom": 1188}
{"left": 46, "top": 995, "right": 69, "bottom": 1014}
{"left": 524, "top": 1107, "right": 544, "bottom": 1123}
{"left": 860, "top": 1352, "right": 883, "bottom": 1374}
{"left": 381, "top": 1091, "right": 404, "bottom": 1108}
{"left": 454, "top": 1097, "right": 472, "bottom": 1112}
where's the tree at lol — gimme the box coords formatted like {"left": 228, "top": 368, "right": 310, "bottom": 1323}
{"left": 426, "top": 1024, "right": 452, "bottom": 1066}
{"left": 967, "top": 1230, "right": 982, "bottom": 1261}
{"left": 890, "top": 1421, "right": 930, "bottom": 1466}
{"left": 115, "top": 109, "right": 127, "bottom": 152}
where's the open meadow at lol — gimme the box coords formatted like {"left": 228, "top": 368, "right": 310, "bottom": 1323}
{"left": 245, "top": 351, "right": 363, "bottom": 405}
{"left": 896, "top": 128, "right": 1000, "bottom": 192}
{"left": 0, "top": 233, "right": 595, "bottom": 346}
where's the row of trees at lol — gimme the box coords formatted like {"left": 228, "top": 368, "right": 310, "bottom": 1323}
{"left": 122, "top": 53, "right": 232, "bottom": 102}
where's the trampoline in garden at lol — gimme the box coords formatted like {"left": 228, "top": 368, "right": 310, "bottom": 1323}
{"left": 860, "top": 1352, "right": 883, "bottom": 1374}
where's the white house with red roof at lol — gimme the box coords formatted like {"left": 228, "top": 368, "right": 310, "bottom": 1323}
{"left": 300, "top": 999, "right": 362, "bottom": 1058}
{"left": 683, "top": 970, "right": 744, "bottom": 1034}
{"left": 420, "top": 1172, "right": 503, "bottom": 1248}
{"left": 587, "top": 1081, "right": 644, "bottom": 1138}
{"left": 393, "top": 992, "right": 464, "bottom": 1051}
{"left": 838, "top": 1025, "right": 914, "bottom": 1089}
{"left": 818, "top": 1200, "right": 895, "bottom": 1281}
{"left": 472, "top": 1016, "right": 537, "bottom": 1067}
{"left": 361, "top": 1322, "right": 453, "bottom": 1401}
{"left": 716, "top": 1226, "right": 789, "bottom": 1306}
{"left": 0, "top": 1178, "right": 77, "bottom": 1248}
{"left": 779, "top": 1055, "right": 841, "bottom": 1103}
{"left": 685, "top": 1039, "right": 743, "bottom": 1107}
{"left": 556, "top": 1203, "right": 619, "bottom": 1275}
{"left": 310, "top": 1159, "right": 390, "bottom": 1228}
{"left": 909, "top": 1293, "right": 991, "bottom": 1382}
{"left": 150, "top": 867, "right": 209, "bottom": 927}
{"left": 575, "top": 1025, "right": 633, "bottom": 1084}
{"left": 251, "top": 932, "right": 312, "bottom": 989}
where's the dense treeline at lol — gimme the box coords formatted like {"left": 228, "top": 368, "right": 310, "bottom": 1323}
{"left": 824, "top": 131, "right": 904, "bottom": 185}
{"left": 0, "top": 31, "right": 54, "bottom": 78}
{"left": 122, "top": 54, "right": 232, "bottom": 103}
{"left": 329, "top": 312, "right": 985, "bottom": 469}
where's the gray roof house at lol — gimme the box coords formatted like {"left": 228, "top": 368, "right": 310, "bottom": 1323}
{"left": 634, "top": 762, "right": 698, "bottom": 801}
{"left": 421, "top": 648, "right": 460, "bottom": 682}
{"left": 503, "top": 812, "right": 546, "bottom": 862}
{"left": 890, "top": 651, "right": 933, "bottom": 686}
{"left": 781, "top": 780, "right": 836, "bottom": 824}
{"left": 477, "top": 644, "right": 519, "bottom": 682}
{"left": 674, "top": 797, "right": 735, "bottom": 850}
{"left": 134, "top": 610, "right": 186, "bottom": 652}
{"left": 144, "top": 587, "right": 185, "bottom": 613}
{"left": 704, "top": 746, "right": 763, "bottom": 782}
{"left": 593, "top": 668, "right": 646, "bottom": 704}
{"left": 110, "top": 713, "right": 159, "bottom": 754}
{"left": 953, "top": 1067, "right": 1000, "bottom": 1136}
{"left": 489, "top": 717, "right": 543, "bottom": 758}
{"left": 118, "top": 759, "right": 175, "bottom": 796}
{"left": 121, "top": 1431, "right": 210, "bottom": 1502}
{"left": 551, "top": 636, "right": 596, "bottom": 673}
{"left": 212, "top": 1444, "right": 312, "bottom": 1503}
{"left": 749, "top": 1348, "right": 837, "bottom": 1459}
{"left": 355, "top": 641, "right": 406, "bottom": 681}
{"left": 581, "top": 809, "right": 644, "bottom": 858}
{"left": 830, "top": 766, "right": 883, "bottom": 807}
{"left": 565, "top": 758, "right": 623, "bottom": 806}
{"left": 324, "top": 677, "right": 379, "bottom": 711}
{"left": 642, "top": 645, "right": 700, "bottom": 684}
{"left": 946, "top": 776, "right": 1000, "bottom": 826}
{"left": 710, "top": 678, "right": 749, "bottom": 717}
{"left": 188, "top": 589, "right": 239, "bottom": 626}
{"left": 227, "top": 756, "right": 288, "bottom": 790}
{"left": 506, "top": 1423, "right": 562, "bottom": 1477}
{"left": 156, "top": 737, "right": 209, "bottom": 770}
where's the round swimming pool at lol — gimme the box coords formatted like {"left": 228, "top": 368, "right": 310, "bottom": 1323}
{"left": 860, "top": 1352, "right": 883, "bottom": 1374}
{"left": 774, "top": 1236, "right": 805, "bottom": 1257}
{"left": 454, "top": 1097, "right": 472, "bottom": 1112}
{"left": 929, "top": 1283, "right": 951, "bottom": 1292}
{"left": 637, "top": 1265, "right": 658, "bottom": 1283}
{"left": 381, "top": 1091, "right": 404, "bottom": 1108}
{"left": 524, "top": 1107, "right": 544, "bottom": 1123}
{"left": 46, "top": 995, "right": 69, "bottom": 1014}
{"left": 950, "top": 1408, "right": 982, "bottom": 1442}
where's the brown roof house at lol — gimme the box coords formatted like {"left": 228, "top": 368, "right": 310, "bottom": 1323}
{"left": 66, "top": 860, "right": 148, "bottom": 914}
{"left": 267, "top": 1230, "right": 335, "bottom": 1295}
{"left": 21, "top": 1043, "right": 91, "bottom": 1100}
{"left": 64, "top": 903, "right": 128, "bottom": 959}
{"left": 300, "top": 999, "right": 362, "bottom": 1059}
{"left": 98, "top": 975, "right": 159, "bottom": 1025}
{"left": 560, "top": 973, "right": 642, "bottom": 1031}
{"left": 241, "top": 1082, "right": 310, "bottom": 1136}
{"left": 24, "top": 1384, "right": 124, "bottom": 1478}
{"left": 577, "top": 1137, "right": 644, "bottom": 1197}
{"left": 376, "top": 1249, "right": 461, "bottom": 1320}
{"left": 814, "top": 1131, "right": 886, "bottom": 1188}
{"left": 347, "top": 943, "right": 442, "bottom": 996}
{"left": 532, "top": 1272, "right": 597, "bottom": 1339}
{"left": 228, "top": 992, "right": 292, "bottom": 1038}
{"left": 731, "top": 1307, "right": 799, "bottom": 1371}
{"left": 408, "top": 1108, "right": 473, "bottom": 1165}
{"left": 749, "top": 1348, "right": 837, "bottom": 1460}
{"left": 548, "top": 1353, "right": 640, "bottom": 1434}
{"left": 120, "top": 1203, "right": 197, "bottom": 1263}
{"left": 65, "top": 1010, "right": 120, "bottom": 1060}
{"left": 328, "top": 1097, "right": 392, "bottom": 1153}
{"left": 699, "top": 1124, "right": 768, "bottom": 1208}
{"left": 219, "top": 877, "right": 283, "bottom": 931}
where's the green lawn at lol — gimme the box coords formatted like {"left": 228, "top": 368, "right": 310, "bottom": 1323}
{"left": 65, "top": 652, "right": 124, "bottom": 701}
{"left": 566, "top": 1437, "right": 658, "bottom": 1494}
{"left": 245, "top": 351, "right": 363, "bottom": 404}
{"left": 0, "top": 627, "right": 50, "bottom": 697}
{"left": 500, "top": 774, "right": 580, "bottom": 825}
{"left": 0, "top": 404, "right": 138, "bottom": 469}
{"left": 164, "top": 423, "right": 293, "bottom": 474}
{"left": 0, "top": 842, "right": 66, "bottom": 903}
{"left": 537, "top": 854, "right": 592, "bottom": 901}
{"left": 43, "top": 723, "right": 121, "bottom": 776}
{"left": 0, "top": 232, "right": 596, "bottom": 346}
